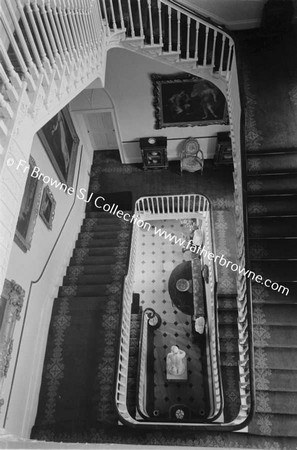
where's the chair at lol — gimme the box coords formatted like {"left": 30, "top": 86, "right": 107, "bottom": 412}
{"left": 180, "top": 138, "right": 204, "bottom": 175}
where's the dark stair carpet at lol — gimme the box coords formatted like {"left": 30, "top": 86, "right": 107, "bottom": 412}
{"left": 239, "top": 27, "right": 297, "bottom": 440}
{"left": 31, "top": 210, "right": 132, "bottom": 437}
{"left": 217, "top": 295, "right": 241, "bottom": 423}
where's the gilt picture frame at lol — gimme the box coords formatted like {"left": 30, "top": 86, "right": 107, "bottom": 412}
{"left": 14, "top": 156, "right": 43, "bottom": 253}
{"left": 151, "top": 73, "right": 229, "bottom": 129}
{"left": 39, "top": 186, "right": 56, "bottom": 230}
{"left": 38, "top": 106, "right": 79, "bottom": 186}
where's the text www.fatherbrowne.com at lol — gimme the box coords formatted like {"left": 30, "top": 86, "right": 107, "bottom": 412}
{"left": 8, "top": 158, "right": 289, "bottom": 297}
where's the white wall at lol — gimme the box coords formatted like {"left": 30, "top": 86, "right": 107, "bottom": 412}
{"left": 105, "top": 48, "right": 230, "bottom": 163}
{"left": 2, "top": 118, "right": 93, "bottom": 437}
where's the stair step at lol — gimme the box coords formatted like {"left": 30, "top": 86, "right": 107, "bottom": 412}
{"left": 255, "top": 368, "right": 297, "bottom": 392}
{"left": 59, "top": 284, "right": 111, "bottom": 297}
{"left": 250, "top": 413, "right": 297, "bottom": 437}
{"left": 252, "top": 303, "right": 297, "bottom": 326}
{"left": 81, "top": 223, "right": 123, "bottom": 232}
{"left": 251, "top": 260, "right": 297, "bottom": 281}
{"left": 254, "top": 347, "right": 297, "bottom": 370}
{"left": 247, "top": 153, "right": 297, "bottom": 174}
{"left": 76, "top": 239, "right": 121, "bottom": 248}
{"left": 255, "top": 391, "right": 297, "bottom": 415}
{"left": 252, "top": 281, "right": 297, "bottom": 303}
{"left": 224, "top": 326, "right": 297, "bottom": 348}
{"left": 67, "top": 264, "right": 115, "bottom": 276}
{"left": 55, "top": 296, "right": 110, "bottom": 303}
{"left": 249, "top": 238, "right": 297, "bottom": 260}
{"left": 73, "top": 247, "right": 121, "bottom": 257}
{"left": 248, "top": 217, "right": 297, "bottom": 238}
{"left": 85, "top": 211, "right": 131, "bottom": 219}
{"left": 247, "top": 173, "right": 297, "bottom": 195}
{"left": 78, "top": 232, "right": 119, "bottom": 242}
{"left": 247, "top": 147, "right": 297, "bottom": 156}
{"left": 70, "top": 255, "right": 121, "bottom": 266}
{"left": 248, "top": 195, "right": 297, "bottom": 216}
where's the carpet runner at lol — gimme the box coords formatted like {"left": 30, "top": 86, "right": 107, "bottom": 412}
{"left": 239, "top": 27, "right": 297, "bottom": 441}
{"left": 31, "top": 210, "right": 131, "bottom": 438}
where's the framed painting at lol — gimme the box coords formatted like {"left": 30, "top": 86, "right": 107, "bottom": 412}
{"left": 39, "top": 186, "right": 56, "bottom": 230}
{"left": 38, "top": 106, "right": 79, "bottom": 185}
{"left": 151, "top": 73, "right": 229, "bottom": 129}
{"left": 14, "top": 156, "right": 43, "bottom": 253}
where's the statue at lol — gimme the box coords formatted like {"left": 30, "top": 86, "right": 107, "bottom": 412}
{"left": 167, "top": 345, "right": 186, "bottom": 376}
{"left": 194, "top": 316, "right": 205, "bottom": 334}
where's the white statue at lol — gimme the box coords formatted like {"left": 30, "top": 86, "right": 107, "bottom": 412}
{"left": 195, "top": 316, "right": 205, "bottom": 334}
{"left": 167, "top": 345, "right": 186, "bottom": 376}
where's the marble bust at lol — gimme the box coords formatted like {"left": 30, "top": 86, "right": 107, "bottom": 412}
{"left": 167, "top": 345, "right": 186, "bottom": 376}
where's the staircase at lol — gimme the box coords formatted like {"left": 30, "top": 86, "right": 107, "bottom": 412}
{"left": 103, "top": 0, "right": 233, "bottom": 87}
{"left": 32, "top": 208, "right": 132, "bottom": 434}
{"left": 239, "top": 31, "right": 297, "bottom": 439}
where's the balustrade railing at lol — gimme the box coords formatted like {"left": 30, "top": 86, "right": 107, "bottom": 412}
{"left": 227, "top": 53, "right": 255, "bottom": 423}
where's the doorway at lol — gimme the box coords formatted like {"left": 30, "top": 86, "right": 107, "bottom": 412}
{"left": 84, "top": 110, "right": 119, "bottom": 151}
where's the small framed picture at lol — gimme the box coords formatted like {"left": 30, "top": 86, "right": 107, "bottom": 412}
{"left": 14, "top": 156, "right": 43, "bottom": 252}
{"left": 39, "top": 186, "right": 56, "bottom": 230}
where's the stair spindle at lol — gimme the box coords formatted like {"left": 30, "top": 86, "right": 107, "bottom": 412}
{"left": 100, "top": 0, "right": 110, "bottom": 35}
{"left": 117, "top": 0, "right": 125, "bottom": 29}
{"left": 226, "top": 40, "right": 233, "bottom": 77}
{"left": 194, "top": 21, "right": 199, "bottom": 63}
{"left": 74, "top": 0, "right": 89, "bottom": 51}
{"left": 147, "top": 0, "right": 154, "bottom": 45}
{"left": 57, "top": 0, "right": 79, "bottom": 62}
{"left": 53, "top": 1, "right": 72, "bottom": 65}
{"left": 211, "top": 30, "right": 218, "bottom": 67}
{"left": 157, "top": 0, "right": 163, "bottom": 45}
{"left": 127, "top": 0, "right": 135, "bottom": 37}
{"left": 82, "top": 0, "right": 95, "bottom": 49}
{"left": 15, "top": 0, "right": 44, "bottom": 74}
{"left": 4, "top": 0, "right": 40, "bottom": 80}
{"left": 0, "top": 94, "right": 14, "bottom": 120}
{"left": 46, "top": 0, "right": 68, "bottom": 66}
{"left": 136, "top": 0, "right": 144, "bottom": 36}
{"left": 177, "top": 10, "right": 181, "bottom": 54}
{"left": 40, "top": 0, "right": 64, "bottom": 69}
{"left": 70, "top": 0, "right": 86, "bottom": 55}
{"left": 219, "top": 35, "right": 226, "bottom": 74}
{"left": 203, "top": 26, "right": 209, "bottom": 66}
{"left": 25, "top": 1, "right": 52, "bottom": 74}
{"left": 186, "top": 15, "right": 190, "bottom": 59}
{"left": 108, "top": 0, "right": 117, "bottom": 31}
{"left": 0, "top": 64, "right": 19, "bottom": 103}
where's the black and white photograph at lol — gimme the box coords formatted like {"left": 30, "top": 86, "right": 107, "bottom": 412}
{"left": 0, "top": 1, "right": 296, "bottom": 449}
